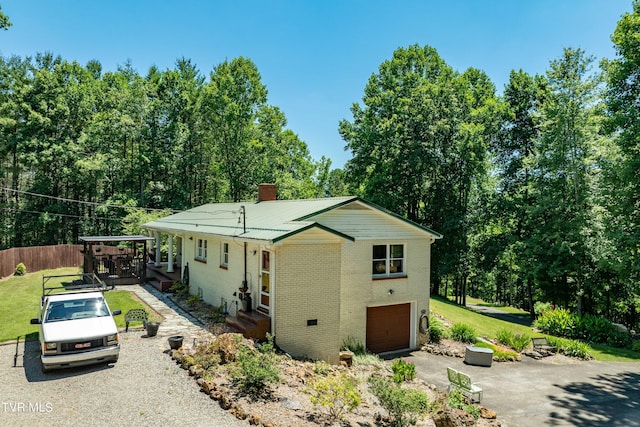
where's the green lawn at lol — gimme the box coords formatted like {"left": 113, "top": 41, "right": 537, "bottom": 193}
{"left": 0, "top": 267, "right": 156, "bottom": 343}
{"left": 430, "top": 296, "right": 640, "bottom": 362}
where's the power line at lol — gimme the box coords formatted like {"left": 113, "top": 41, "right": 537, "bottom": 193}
{"left": 0, "top": 206, "right": 123, "bottom": 222}
{"left": 1, "top": 187, "right": 182, "bottom": 213}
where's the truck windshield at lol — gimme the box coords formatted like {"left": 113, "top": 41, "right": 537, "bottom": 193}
{"left": 45, "top": 298, "right": 110, "bottom": 322}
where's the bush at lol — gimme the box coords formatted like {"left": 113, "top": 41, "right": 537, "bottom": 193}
{"left": 193, "top": 342, "right": 222, "bottom": 371}
{"left": 606, "top": 330, "right": 632, "bottom": 349}
{"left": 391, "top": 359, "right": 416, "bottom": 384}
{"left": 473, "top": 341, "right": 519, "bottom": 361}
{"left": 341, "top": 336, "right": 367, "bottom": 355}
{"left": 450, "top": 323, "right": 476, "bottom": 343}
{"left": 575, "top": 314, "right": 614, "bottom": 343}
{"left": 546, "top": 336, "right": 593, "bottom": 360}
{"left": 14, "top": 262, "right": 26, "bottom": 276}
{"left": 632, "top": 340, "right": 640, "bottom": 353}
{"left": 368, "top": 375, "right": 430, "bottom": 427}
{"left": 496, "top": 328, "right": 531, "bottom": 352}
{"left": 429, "top": 316, "right": 445, "bottom": 343}
{"left": 307, "top": 372, "right": 361, "bottom": 422}
{"left": 447, "top": 389, "right": 481, "bottom": 419}
{"left": 533, "top": 301, "right": 553, "bottom": 317}
{"left": 231, "top": 344, "right": 281, "bottom": 396}
{"left": 533, "top": 308, "right": 576, "bottom": 338}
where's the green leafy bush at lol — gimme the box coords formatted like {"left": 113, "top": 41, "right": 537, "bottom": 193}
{"left": 368, "top": 375, "right": 430, "bottom": 427}
{"left": 341, "top": 336, "right": 367, "bottom": 355}
{"left": 496, "top": 328, "right": 531, "bottom": 352}
{"left": 450, "top": 323, "right": 476, "bottom": 343}
{"left": 391, "top": 359, "right": 416, "bottom": 384}
{"left": 533, "top": 301, "right": 553, "bottom": 317}
{"left": 231, "top": 344, "right": 281, "bottom": 395}
{"left": 14, "top": 262, "right": 26, "bottom": 276}
{"left": 606, "top": 330, "right": 632, "bottom": 349}
{"left": 307, "top": 372, "right": 361, "bottom": 422}
{"left": 546, "top": 336, "right": 593, "bottom": 360}
{"left": 632, "top": 340, "right": 640, "bottom": 353}
{"left": 575, "top": 314, "right": 614, "bottom": 343}
{"left": 429, "top": 316, "right": 445, "bottom": 343}
{"left": 534, "top": 308, "right": 576, "bottom": 338}
{"left": 447, "top": 389, "right": 481, "bottom": 419}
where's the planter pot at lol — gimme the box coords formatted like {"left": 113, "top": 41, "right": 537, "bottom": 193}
{"left": 146, "top": 322, "right": 160, "bottom": 337}
{"left": 168, "top": 335, "right": 184, "bottom": 350}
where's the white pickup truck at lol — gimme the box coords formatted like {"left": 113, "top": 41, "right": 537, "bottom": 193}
{"left": 31, "top": 275, "right": 122, "bottom": 373}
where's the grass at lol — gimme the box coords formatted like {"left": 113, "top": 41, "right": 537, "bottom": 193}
{"left": 431, "top": 296, "right": 640, "bottom": 362}
{"left": 0, "top": 267, "right": 157, "bottom": 343}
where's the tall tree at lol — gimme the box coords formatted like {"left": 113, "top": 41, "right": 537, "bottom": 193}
{"left": 603, "top": 0, "right": 640, "bottom": 325}
{"left": 340, "top": 44, "right": 498, "bottom": 298}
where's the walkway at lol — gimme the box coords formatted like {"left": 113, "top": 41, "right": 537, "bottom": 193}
{"left": 124, "top": 284, "right": 215, "bottom": 345}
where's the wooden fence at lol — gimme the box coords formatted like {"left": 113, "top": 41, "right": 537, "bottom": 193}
{"left": 0, "top": 245, "right": 83, "bottom": 279}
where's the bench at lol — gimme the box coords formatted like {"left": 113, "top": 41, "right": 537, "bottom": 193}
{"left": 447, "top": 367, "right": 482, "bottom": 403}
{"left": 124, "top": 308, "right": 149, "bottom": 332}
{"left": 532, "top": 337, "right": 556, "bottom": 355}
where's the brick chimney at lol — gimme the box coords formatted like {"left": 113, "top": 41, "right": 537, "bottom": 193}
{"left": 258, "top": 183, "right": 277, "bottom": 202}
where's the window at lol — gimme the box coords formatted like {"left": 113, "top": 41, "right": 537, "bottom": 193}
{"left": 372, "top": 244, "right": 405, "bottom": 277}
{"left": 221, "top": 242, "right": 229, "bottom": 267}
{"left": 196, "top": 238, "right": 207, "bottom": 262}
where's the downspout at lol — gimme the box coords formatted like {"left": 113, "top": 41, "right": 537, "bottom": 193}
{"left": 241, "top": 205, "right": 248, "bottom": 289}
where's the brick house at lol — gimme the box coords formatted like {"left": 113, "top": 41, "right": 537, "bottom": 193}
{"left": 143, "top": 184, "right": 442, "bottom": 361}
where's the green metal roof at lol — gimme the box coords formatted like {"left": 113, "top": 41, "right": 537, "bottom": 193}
{"left": 143, "top": 196, "right": 442, "bottom": 243}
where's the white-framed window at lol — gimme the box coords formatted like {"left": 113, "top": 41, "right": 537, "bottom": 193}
{"left": 196, "top": 238, "right": 207, "bottom": 262}
{"left": 372, "top": 244, "right": 405, "bottom": 277}
{"left": 221, "top": 242, "right": 229, "bottom": 267}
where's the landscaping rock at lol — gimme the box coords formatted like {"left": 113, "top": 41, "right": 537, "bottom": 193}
{"left": 481, "top": 407, "right": 497, "bottom": 419}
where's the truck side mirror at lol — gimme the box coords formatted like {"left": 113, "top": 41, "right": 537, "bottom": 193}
{"left": 30, "top": 318, "right": 41, "bottom": 324}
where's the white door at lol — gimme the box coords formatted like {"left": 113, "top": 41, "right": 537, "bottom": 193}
{"left": 259, "top": 250, "right": 272, "bottom": 314}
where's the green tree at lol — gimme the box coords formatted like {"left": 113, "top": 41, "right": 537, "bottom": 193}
{"left": 0, "top": 5, "right": 12, "bottom": 30}
{"left": 602, "top": 0, "right": 640, "bottom": 326}
{"left": 340, "top": 44, "right": 498, "bottom": 299}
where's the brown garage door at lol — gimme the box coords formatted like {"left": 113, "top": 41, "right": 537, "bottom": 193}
{"left": 366, "top": 303, "right": 411, "bottom": 353}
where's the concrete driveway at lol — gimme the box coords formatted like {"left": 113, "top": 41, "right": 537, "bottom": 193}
{"left": 407, "top": 350, "right": 640, "bottom": 426}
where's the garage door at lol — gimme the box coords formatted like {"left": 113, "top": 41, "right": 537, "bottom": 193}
{"left": 366, "top": 303, "right": 411, "bottom": 353}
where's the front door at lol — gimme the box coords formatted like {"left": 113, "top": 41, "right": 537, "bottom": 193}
{"left": 259, "top": 250, "right": 272, "bottom": 314}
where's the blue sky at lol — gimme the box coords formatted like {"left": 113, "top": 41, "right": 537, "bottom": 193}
{"left": 1, "top": 1, "right": 632, "bottom": 168}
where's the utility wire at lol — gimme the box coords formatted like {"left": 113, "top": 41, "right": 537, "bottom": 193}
{"left": 0, "top": 206, "right": 123, "bottom": 222}
{"left": 1, "top": 187, "right": 182, "bottom": 213}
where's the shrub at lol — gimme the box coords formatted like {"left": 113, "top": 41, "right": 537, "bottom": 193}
{"left": 447, "top": 389, "right": 481, "bottom": 419}
{"left": 314, "top": 360, "right": 331, "bottom": 376}
{"left": 533, "top": 301, "right": 553, "bottom": 317}
{"left": 368, "top": 375, "right": 430, "bottom": 427}
{"left": 575, "top": 314, "right": 614, "bottom": 343}
{"left": 231, "top": 344, "right": 281, "bottom": 396}
{"left": 341, "top": 336, "right": 367, "bottom": 355}
{"left": 353, "top": 353, "right": 384, "bottom": 368}
{"left": 632, "top": 340, "right": 640, "bottom": 353}
{"left": 450, "top": 323, "right": 476, "bottom": 344}
{"left": 533, "top": 308, "right": 576, "bottom": 338}
{"left": 606, "top": 330, "right": 632, "bottom": 349}
{"left": 546, "top": 336, "right": 593, "bottom": 360}
{"left": 429, "top": 316, "right": 445, "bottom": 343}
{"left": 193, "top": 342, "right": 222, "bottom": 371}
{"left": 391, "top": 359, "right": 416, "bottom": 384}
{"left": 472, "top": 341, "right": 519, "bottom": 361}
{"left": 496, "top": 328, "right": 531, "bottom": 352}
{"left": 14, "top": 262, "right": 26, "bottom": 276}
{"left": 307, "top": 372, "right": 361, "bottom": 422}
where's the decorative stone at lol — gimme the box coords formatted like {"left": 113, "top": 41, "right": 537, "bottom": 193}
{"left": 248, "top": 413, "right": 262, "bottom": 425}
{"left": 481, "top": 407, "right": 497, "bottom": 419}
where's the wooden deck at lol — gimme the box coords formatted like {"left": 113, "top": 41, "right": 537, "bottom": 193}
{"left": 226, "top": 310, "right": 271, "bottom": 341}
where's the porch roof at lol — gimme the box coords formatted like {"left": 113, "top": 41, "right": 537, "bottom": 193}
{"left": 79, "top": 235, "right": 154, "bottom": 243}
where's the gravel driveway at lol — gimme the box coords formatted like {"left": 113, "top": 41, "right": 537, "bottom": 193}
{"left": 0, "top": 333, "right": 246, "bottom": 427}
